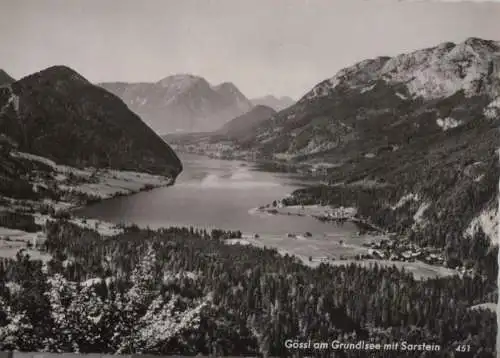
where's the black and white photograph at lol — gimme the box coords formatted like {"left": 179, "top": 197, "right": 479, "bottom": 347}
{"left": 0, "top": 0, "right": 498, "bottom": 357}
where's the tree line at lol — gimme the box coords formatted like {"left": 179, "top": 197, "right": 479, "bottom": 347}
{"left": 0, "top": 220, "right": 495, "bottom": 357}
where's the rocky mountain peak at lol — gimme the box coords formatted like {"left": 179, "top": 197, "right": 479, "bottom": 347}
{"left": 157, "top": 74, "right": 208, "bottom": 90}
{"left": 99, "top": 75, "right": 254, "bottom": 134}
{"left": 302, "top": 38, "right": 500, "bottom": 103}
{"left": 213, "top": 82, "right": 241, "bottom": 94}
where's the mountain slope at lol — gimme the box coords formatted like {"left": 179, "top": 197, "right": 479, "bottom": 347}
{"left": 251, "top": 95, "right": 295, "bottom": 111}
{"left": 302, "top": 37, "right": 500, "bottom": 102}
{"left": 215, "top": 38, "right": 499, "bottom": 278}
{"left": 0, "top": 65, "right": 182, "bottom": 179}
{"left": 99, "top": 75, "right": 254, "bottom": 134}
{"left": 214, "top": 105, "right": 276, "bottom": 140}
{"left": 0, "top": 70, "right": 15, "bottom": 86}
{"left": 244, "top": 38, "right": 500, "bottom": 160}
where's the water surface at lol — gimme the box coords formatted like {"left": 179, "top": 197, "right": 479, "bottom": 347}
{"left": 77, "top": 153, "right": 357, "bottom": 236}
{"left": 75, "top": 154, "right": 458, "bottom": 279}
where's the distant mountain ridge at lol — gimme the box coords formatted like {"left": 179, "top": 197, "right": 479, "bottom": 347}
{"left": 0, "top": 65, "right": 182, "bottom": 179}
{"left": 99, "top": 75, "right": 254, "bottom": 134}
{"left": 214, "top": 105, "right": 276, "bottom": 140}
{"left": 251, "top": 95, "right": 295, "bottom": 111}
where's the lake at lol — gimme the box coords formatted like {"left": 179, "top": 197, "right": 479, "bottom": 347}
{"left": 75, "top": 153, "right": 458, "bottom": 279}
{"left": 76, "top": 153, "right": 357, "bottom": 237}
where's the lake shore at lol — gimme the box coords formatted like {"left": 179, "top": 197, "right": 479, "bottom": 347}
{"left": 0, "top": 155, "right": 176, "bottom": 261}
{"left": 171, "top": 146, "right": 327, "bottom": 179}
{"left": 247, "top": 201, "right": 463, "bottom": 280}
{"left": 1, "top": 152, "right": 461, "bottom": 281}
{"left": 255, "top": 202, "right": 386, "bottom": 235}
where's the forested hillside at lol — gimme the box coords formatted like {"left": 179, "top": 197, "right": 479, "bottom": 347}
{"left": 0, "top": 221, "right": 496, "bottom": 357}
{"left": 225, "top": 38, "right": 500, "bottom": 289}
{"left": 0, "top": 66, "right": 182, "bottom": 177}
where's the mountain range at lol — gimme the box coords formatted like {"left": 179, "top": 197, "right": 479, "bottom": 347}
{"left": 0, "top": 38, "right": 498, "bottom": 356}
{"left": 99, "top": 76, "right": 295, "bottom": 134}
{"left": 1, "top": 38, "right": 498, "bottom": 252}
{"left": 243, "top": 37, "right": 499, "bottom": 160}
{"left": 99, "top": 75, "right": 255, "bottom": 134}
{"left": 177, "top": 37, "right": 499, "bottom": 249}
{"left": 162, "top": 104, "right": 278, "bottom": 157}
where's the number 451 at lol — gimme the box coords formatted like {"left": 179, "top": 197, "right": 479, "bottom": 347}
{"left": 456, "top": 345, "right": 471, "bottom": 352}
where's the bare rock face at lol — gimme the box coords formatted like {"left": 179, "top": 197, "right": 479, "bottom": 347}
{"left": 100, "top": 75, "right": 254, "bottom": 134}
{"left": 240, "top": 38, "right": 499, "bottom": 161}
{"left": 302, "top": 38, "right": 500, "bottom": 102}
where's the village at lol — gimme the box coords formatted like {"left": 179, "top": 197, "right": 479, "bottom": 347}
{"left": 359, "top": 237, "right": 446, "bottom": 265}
{"left": 356, "top": 236, "right": 476, "bottom": 277}
{"left": 254, "top": 199, "right": 479, "bottom": 278}
{"left": 298, "top": 207, "right": 477, "bottom": 277}
{"left": 170, "top": 141, "right": 255, "bottom": 161}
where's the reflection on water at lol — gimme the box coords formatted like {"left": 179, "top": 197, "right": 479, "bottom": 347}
{"left": 76, "top": 153, "right": 355, "bottom": 236}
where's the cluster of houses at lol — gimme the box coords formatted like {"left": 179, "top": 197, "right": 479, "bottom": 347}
{"left": 362, "top": 238, "right": 446, "bottom": 265}
{"left": 174, "top": 141, "right": 256, "bottom": 161}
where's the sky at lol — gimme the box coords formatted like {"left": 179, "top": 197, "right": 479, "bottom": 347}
{"left": 1, "top": 0, "right": 500, "bottom": 99}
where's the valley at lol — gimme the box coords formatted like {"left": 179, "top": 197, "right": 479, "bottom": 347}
{"left": 0, "top": 36, "right": 498, "bottom": 357}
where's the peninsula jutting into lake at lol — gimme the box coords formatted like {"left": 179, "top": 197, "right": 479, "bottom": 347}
{"left": 0, "top": 1, "right": 499, "bottom": 357}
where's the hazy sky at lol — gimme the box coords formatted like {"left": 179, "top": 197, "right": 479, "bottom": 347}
{"left": 1, "top": 0, "right": 500, "bottom": 99}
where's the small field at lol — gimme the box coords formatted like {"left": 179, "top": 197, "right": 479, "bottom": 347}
{"left": 227, "top": 230, "right": 459, "bottom": 280}
{"left": 0, "top": 227, "right": 51, "bottom": 261}
{"left": 0, "top": 151, "right": 172, "bottom": 262}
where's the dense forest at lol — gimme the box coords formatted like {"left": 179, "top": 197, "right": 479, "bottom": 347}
{"left": 0, "top": 220, "right": 496, "bottom": 357}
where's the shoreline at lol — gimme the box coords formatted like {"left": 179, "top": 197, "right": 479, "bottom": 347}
{"left": 2, "top": 177, "right": 461, "bottom": 281}
{"left": 173, "top": 148, "right": 321, "bottom": 177}
{"left": 250, "top": 202, "right": 464, "bottom": 280}
{"left": 174, "top": 150, "right": 386, "bottom": 236}
{"left": 255, "top": 202, "right": 386, "bottom": 235}
{"left": 0, "top": 159, "right": 177, "bottom": 261}
{"left": 66, "top": 175, "right": 176, "bottom": 215}
{"left": 1, "top": 152, "right": 461, "bottom": 281}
